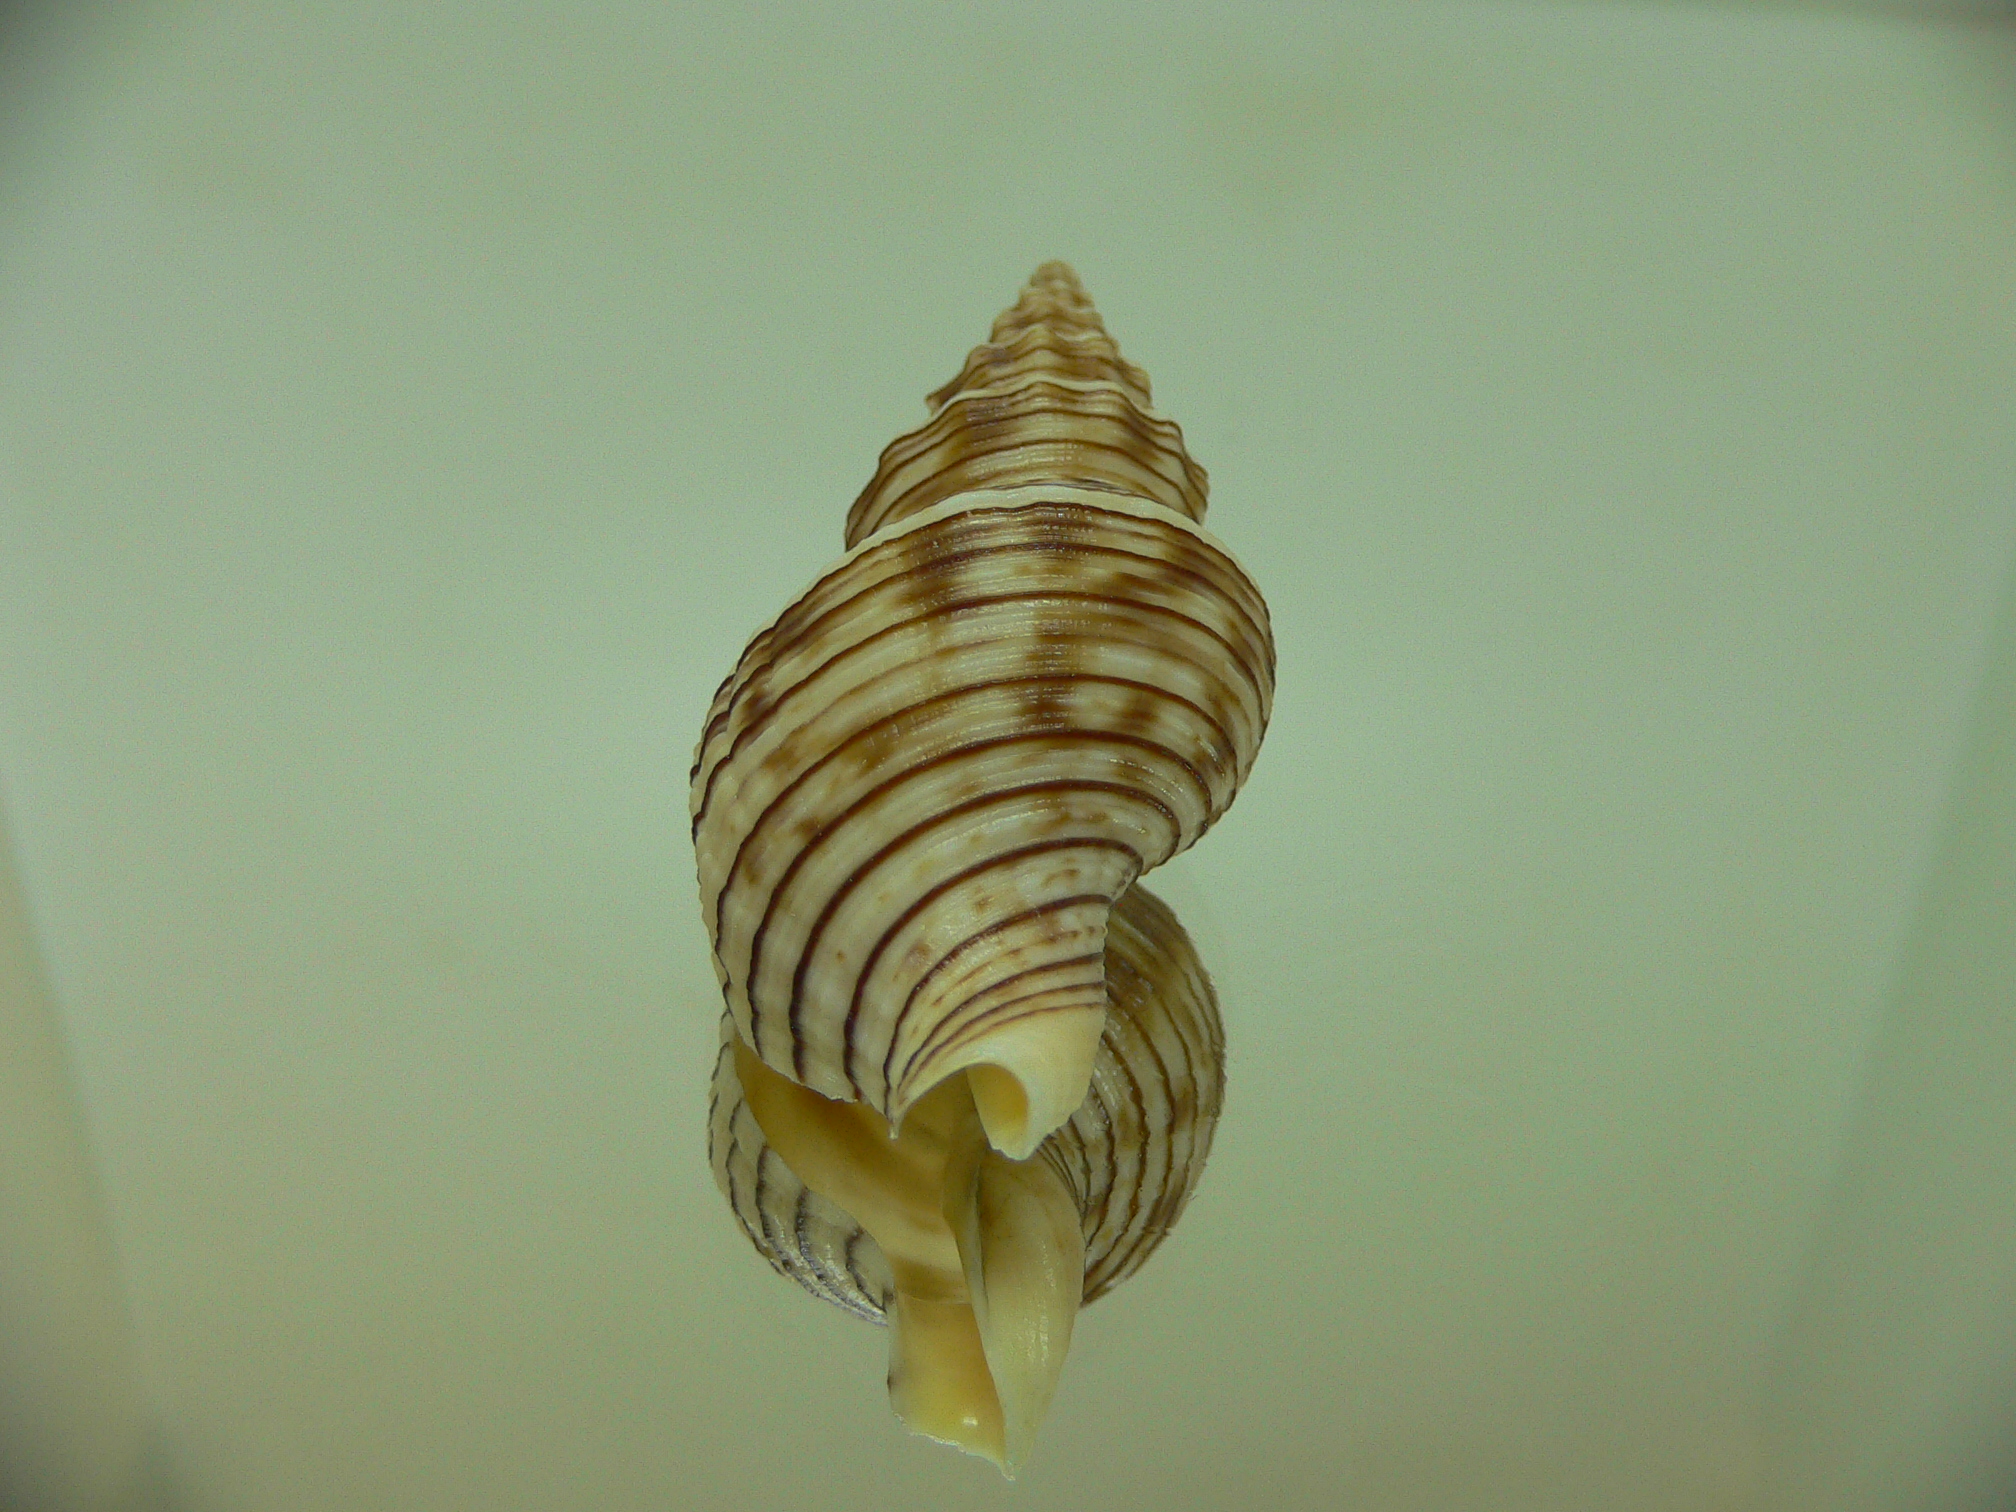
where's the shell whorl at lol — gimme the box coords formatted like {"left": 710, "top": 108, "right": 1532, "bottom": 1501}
{"left": 692, "top": 261, "right": 1273, "bottom": 1160}
{"left": 707, "top": 883, "right": 1224, "bottom": 1324}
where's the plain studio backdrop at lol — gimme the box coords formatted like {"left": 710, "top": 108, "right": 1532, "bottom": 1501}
{"left": 2, "top": 3, "right": 2014, "bottom": 1510}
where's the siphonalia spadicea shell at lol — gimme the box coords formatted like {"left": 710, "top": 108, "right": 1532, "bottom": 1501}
{"left": 692, "top": 262, "right": 1273, "bottom": 1470}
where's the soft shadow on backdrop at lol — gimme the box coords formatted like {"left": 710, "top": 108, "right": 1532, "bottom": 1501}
{"left": 1, "top": 3, "right": 2014, "bottom": 1510}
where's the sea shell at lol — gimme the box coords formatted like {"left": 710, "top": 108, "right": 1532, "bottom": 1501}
{"left": 709, "top": 882, "right": 1226, "bottom": 1470}
{"left": 692, "top": 262, "right": 1272, "bottom": 1469}
{"left": 692, "top": 262, "right": 1274, "bottom": 1161}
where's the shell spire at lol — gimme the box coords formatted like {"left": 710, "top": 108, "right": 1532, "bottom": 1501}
{"left": 844, "top": 261, "right": 1211, "bottom": 549}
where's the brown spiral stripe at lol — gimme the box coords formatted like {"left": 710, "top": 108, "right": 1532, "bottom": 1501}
{"left": 692, "top": 259, "right": 1271, "bottom": 1142}
{"left": 707, "top": 883, "right": 1225, "bottom": 1320}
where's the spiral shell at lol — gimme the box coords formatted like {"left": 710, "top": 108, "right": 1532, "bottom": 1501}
{"left": 709, "top": 883, "right": 1225, "bottom": 1469}
{"left": 692, "top": 263, "right": 1274, "bottom": 1161}
{"left": 693, "top": 263, "right": 1271, "bottom": 1469}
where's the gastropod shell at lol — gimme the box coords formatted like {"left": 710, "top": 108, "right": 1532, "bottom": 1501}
{"left": 693, "top": 262, "right": 1273, "bottom": 1471}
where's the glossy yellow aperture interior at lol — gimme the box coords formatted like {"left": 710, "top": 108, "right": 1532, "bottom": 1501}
{"left": 730, "top": 1039, "right": 1084, "bottom": 1474}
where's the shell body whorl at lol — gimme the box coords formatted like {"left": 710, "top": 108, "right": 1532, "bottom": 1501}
{"left": 704, "top": 882, "right": 1227, "bottom": 1472}
{"left": 693, "top": 263, "right": 1273, "bottom": 1160}
{"left": 706, "top": 882, "right": 1226, "bottom": 1320}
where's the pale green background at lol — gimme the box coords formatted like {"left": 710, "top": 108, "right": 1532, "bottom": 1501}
{"left": 2, "top": 3, "right": 2014, "bottom": 1510}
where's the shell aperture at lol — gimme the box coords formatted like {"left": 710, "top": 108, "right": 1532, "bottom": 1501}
{"left": 695, "top": 263, "right": 1271, "bottom": 1470}
{"left": 709, "top": 884, "right": 1225, "bottom": 1472}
